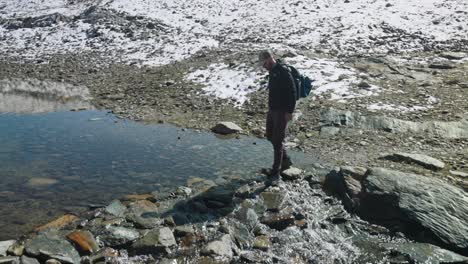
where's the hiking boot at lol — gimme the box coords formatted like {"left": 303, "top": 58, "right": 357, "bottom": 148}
{"left": 281, "top": 157, "right": 293, "bottom": 171}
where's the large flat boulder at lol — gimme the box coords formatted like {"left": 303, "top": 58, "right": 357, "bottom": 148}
{"left": 360, "top": 168, "right": 468, "bottom": 255}
{"left": 381, "top": 152, "right": 445, "bottom": 171}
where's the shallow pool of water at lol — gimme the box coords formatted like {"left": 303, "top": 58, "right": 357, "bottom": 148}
{"left": 0, "top": 108, "right": 313, "bottom": 240}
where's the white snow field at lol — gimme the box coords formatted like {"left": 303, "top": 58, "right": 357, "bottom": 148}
{"left": 0, "top": 0, "right": 466, "bottom": 105}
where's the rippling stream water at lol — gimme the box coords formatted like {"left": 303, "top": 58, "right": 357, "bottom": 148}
{"left": 0, "top": 79, "right": 312, "bottom": 240}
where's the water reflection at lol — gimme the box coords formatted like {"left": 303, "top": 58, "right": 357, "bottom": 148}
{"left": 0, "top": 78, "right": 93, "bottom": 113}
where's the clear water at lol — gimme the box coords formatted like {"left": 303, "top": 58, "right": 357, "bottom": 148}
{"left": 0, "top": 80, "right": 312, "bottom": 240}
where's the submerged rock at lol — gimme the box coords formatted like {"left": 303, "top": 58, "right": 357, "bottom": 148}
{"left": 211, "top": 122, "right": 243, "bottom": 135}
{"left": 35, "top": 214, "right": 79, "bottom": 232}
{"left": 381, "top": 152, "right": 445, "bottom": 170}
{"left": 26, "top": 178, "right": 58, "bottom": 188}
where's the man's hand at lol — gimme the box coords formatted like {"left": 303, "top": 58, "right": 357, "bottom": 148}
{"left": 285, "top": 112, "right": 293, "bottom": 122}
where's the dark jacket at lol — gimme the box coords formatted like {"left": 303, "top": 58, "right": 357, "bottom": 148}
{"left": 267, "top": 62, "right": 296, "bottom": 113}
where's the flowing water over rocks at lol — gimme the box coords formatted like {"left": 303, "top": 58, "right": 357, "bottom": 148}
{"left": 3, "top": 168, "right": 468, "bottom": 263}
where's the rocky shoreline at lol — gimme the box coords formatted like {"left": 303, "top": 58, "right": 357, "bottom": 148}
{"left": 1, "top": 163, "right": 468, "bottom": 264}
{"left": 0, "top": 49, "right": 467, "bottom": 263}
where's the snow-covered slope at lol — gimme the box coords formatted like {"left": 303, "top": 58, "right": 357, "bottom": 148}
{"left": 0, "top": 0, "right": 466, "bottom": 105}
{"left": 1, "top": 0, "right": 466, "bottom": 64}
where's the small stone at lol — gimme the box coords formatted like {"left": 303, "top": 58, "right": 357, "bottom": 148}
{"left": 0, "top": 257, "right": 19, "bottom": 264}
{"left": 440, "top": 52, "right": 466, "bottom": 60}
{"left": 66, "top": 230, "right": 99, "bottom": 254}
{"left": 253, "top": 236, "right": 271, "bottom": 251}
{"left": 261, "top": 211, "right": 295, "bottom": 231}
{"left": 281, "top": 167, "right": 302, "bottom": 181}
{"left": 20, "top": 256, "right": 40, "bottom": 264}
{"left": 260, "top": 192, "right": 285, "bottom": 211}
{"left": 174, "top": 225, "right": 195, "bottom": 237}
{"left": 176, "top": 186, "right": 192, "bottom": 196}
{"left": 104, "top": 200, "right": 127, "bottom": 217}
{"left": 341, "top": 166, "right": 368, "bottom": 181}
{"left": 450, "top": 171, "right": 468, "bottom": 178}
{"left": 201, "top": 234, "right": 233, "bottom": 258}
{"left": 100, "top": 226, "right": 140, "bottom": 247}
{"left": 45, "top": 260, "right": 61, "bottom": 264}
{"left": 6, "top": 242, "right": 24, "bottom": 256}
{"left": 121, "top": 194, "right": 156, "bottom": 202}
{"left": 35, "top": 214, "right": 79, "bottom": 232}
{"left": 211, "top": 122, "right": 243, "bottom": 135}
{"left": 381, "top": 153, "right": 445, "bottom": 171}
{"left": 89, "top": 248, "right": 119, "bottom": 263}
{"left": 357, "top": 81, "right": 371, "bottom": 89}
{"left": 131, "top": 227, "right": 176, "bottom": 254}
{"left": 429, "top": 63, "right": 456, "bottom": 70}
{"left": 0, "top": 241, "right": 15, "bottom": 257}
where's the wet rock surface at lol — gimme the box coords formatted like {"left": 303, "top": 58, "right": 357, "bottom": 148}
{"left": 3, "top": 168, "right": 467, "bottom": 262}
{"left": 326, "top": 166, "right": 468, "bottom": 256}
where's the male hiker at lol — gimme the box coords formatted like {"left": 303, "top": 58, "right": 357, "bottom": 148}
{"left": 259, "top": 50, "right": 296, "bottom": 184}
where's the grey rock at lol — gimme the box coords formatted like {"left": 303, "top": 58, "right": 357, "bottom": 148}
{"left": 429, "top": 63, "right": 456, "bottom": 69}
{"left": 319, "top": 126, "right": 340, "bottom": 137}
{"left": 0, "top": 257, "right": 19, "bottom": 264}
{"left": 125, "top": 200, "right": 161, "bottom": 229}
{"left": 382, "top": 242, "right": 468, "bottom": 263}
{"left": 45, "top": 260, "right": 61, "bottom": 264}
{"left": 20, "top": 256, "right": 40, "bottom": 264}
{"left": 173, "top": 225, "right": 195, "bottom": 237}
{"left": 228, "top": 221, "right": 253, "bottom": 249}
{"left": 440, "top": 52, "right": 466, "bottom": 60}
{"left": 450, "top": 170, "right": 468, "bottom": 178}
{"left": 281, "top": 167, "right": 302, "bottom": 181}
{"left": 234, "top": 207, "right": 258, "bottom": 230}
{"left": 381, "top": 152, "right": 445, "bottom": 170}
{"left": 211, "top": 122, "right": 243, "bottom": 135}
{"left": 201, "top": 234, "right": 233, "bottom": 258}
{"left": 176, "top": 186, "right": 192, "bottom": 196}
{"left": 131, "top": 227, "right": 176, "bottom": 254}
{"left": 260, "top": 208, "right": 295, "bottom": 231}
{"left": 360, "top": 168, "right": 468, "bottom": 255}
{"left": 0, "top": 241, "right": 15, "bottom": 257}
{"left": 260, "top": 191, "right": 285, "bottom": 211}
{"left": 104, "top": 200, "right": 127, "bottom": 217}
{"left": 320, "top": 108, "right": 468, "bottom": 139}
{"left": 24, "top": 230, "right": 80, "bottom": 264}
{"left": 98, "top": 226, "right": 140, "bottom": 247}
{"left": 340, "top": 166, "right": 367, "bottom": 181}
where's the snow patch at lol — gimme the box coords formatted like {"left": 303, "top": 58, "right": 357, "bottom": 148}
{"left": 367, "top": 103, "right": 430, "bottom": 113}
{"left": 186, "top": 63, "right": 262, "bottom": 105}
